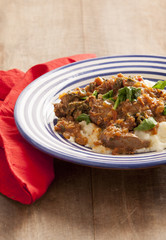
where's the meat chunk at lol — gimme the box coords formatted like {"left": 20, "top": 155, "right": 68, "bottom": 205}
{"left": 54, "top": 101, "right": 89, "bottom": 118}
{"left": 54, "top": 103, "right": 67, "bottom": 117}
{"left": 100, "top": 125, "right": 150, "bottom": 154}
{"left": 112, "top": 77, "right": 124, "bottom": 94}
{"left": 88, "top": 96, "right": 115, "bottom": 127}
{"left": 119, "top": 97, "right": 143, "bottom": 114}
{"left": 60, "top": 92, "right": 80, "bottom": 107}
{"left": 96, "top": 79, "right": 114, "bottom": 94}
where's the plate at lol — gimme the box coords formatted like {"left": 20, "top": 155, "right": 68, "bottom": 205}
{"left": 14, "top": 55, "right": 166, "bottom": 169}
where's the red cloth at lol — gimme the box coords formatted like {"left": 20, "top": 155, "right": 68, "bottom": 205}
{"left": 0, "top": 54, "right": 96, "bottom": 204}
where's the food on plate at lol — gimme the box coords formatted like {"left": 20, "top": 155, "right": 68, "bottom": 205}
{"left": 54, "top": 73, "right": 166, "bottom": 154}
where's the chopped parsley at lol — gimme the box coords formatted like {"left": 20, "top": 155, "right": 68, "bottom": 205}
{"left": 134, "top": 117, "right": 157, "bottom": 131}
{"left": 113, "top": 87, "right": 141, "bottom": 110}
{"left": 76, "top": 113, "right": 91, "bottom": 124}
{"left": 163, "top": 105, "right": 166, "bottom": 115}
{"left": 102, "top": 90, "right": 113, "bottom": 100}
{"left": 152, "top": 80, "right": 166, "bottom": 89}
{"left": 80, "top": 96, "right": 87, "bottom": 100}
{"left": 92, "top": 90, "right": 98, "bottom": 98}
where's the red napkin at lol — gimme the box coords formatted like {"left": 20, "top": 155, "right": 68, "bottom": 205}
{"left": 0, "top": 54, "right": 96, "bottom": 204}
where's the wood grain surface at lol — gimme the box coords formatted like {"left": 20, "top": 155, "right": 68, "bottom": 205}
{"left": 0, "top": 0, "right": 166, "bottom": 239}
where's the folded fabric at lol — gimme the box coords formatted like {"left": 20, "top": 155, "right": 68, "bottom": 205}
{"left": 0, "top": 54, "right": 96, "bottom": 204}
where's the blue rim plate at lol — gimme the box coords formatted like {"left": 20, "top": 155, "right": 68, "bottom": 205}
{"left": 14, "top": 55, "right": 166, "bottom": 169}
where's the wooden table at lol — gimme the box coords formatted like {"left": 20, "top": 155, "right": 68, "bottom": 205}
{"left": 1, "top": 1, "right": 166, "bottom": 239}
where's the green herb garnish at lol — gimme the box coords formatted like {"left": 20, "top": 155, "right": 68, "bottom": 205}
{"left": 113, "top": 97, "right": 120, "bottom": 110}
{"left": 113, "top": 87, "right": 141, "bottom": 110}
{"left": 152, "top": 80, "right": 166, "bottom": 89}
{"left": 102, "top": 90, "right": 113, "bottom": 100}
{"left": 109, "top": 97, "right": 115, "bottom": 102}
{"left": 163, "top": 105, "right": 166, "bottom": 115}
{"left": 92, "top": 90, "right": 98, "bottom": 98}
{"left": 126, "top": 87, "right": 132, "bottom": 102}
{"left": 76, "top": 113, "right": 91, "bottom": 124}
{"left": 131, "top": 87, "right": 141, "bottom": 99}
{"left": 80, "top": 96, "right": 87, "bottom": 100}
{"left": 134, "top": 117, "right": 157, "bottom": 131}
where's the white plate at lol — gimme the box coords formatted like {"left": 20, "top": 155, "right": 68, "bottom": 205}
{"left": 14, "top": 55, "right": 166, "bottom": 169}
